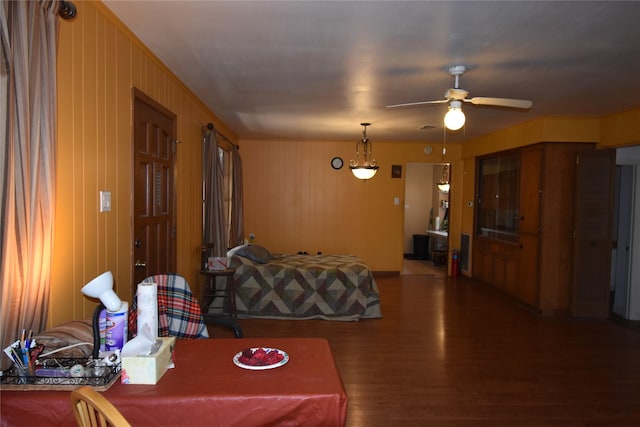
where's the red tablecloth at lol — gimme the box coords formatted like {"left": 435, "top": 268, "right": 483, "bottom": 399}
{"left": 1, "top": 338, "right": 347, "bottom": 427}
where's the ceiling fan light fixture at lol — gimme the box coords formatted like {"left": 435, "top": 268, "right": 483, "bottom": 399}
{"left": 444, "top": 100, "right": 465, "bottom": 131}
{"left": 350, "top": 123, "right": 379, "bottom": 180}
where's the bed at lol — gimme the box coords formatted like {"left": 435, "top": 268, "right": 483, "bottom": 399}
{"left": 228, "top": 245, "right": 382, "bottom": 321}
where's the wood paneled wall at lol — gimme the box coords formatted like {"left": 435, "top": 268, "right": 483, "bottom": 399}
{"left": 48, "top": 1, "right": 640, "bottom": 328}
{"left": 51, "top": 1, "right": 235, "bottom": 327}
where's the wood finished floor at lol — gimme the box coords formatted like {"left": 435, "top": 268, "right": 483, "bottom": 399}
{"left": 208, "top": 273, "right": 640, "bottom": 426}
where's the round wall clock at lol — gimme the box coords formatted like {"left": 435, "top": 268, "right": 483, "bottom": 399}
{"left": 424, "top": 145, "right": 433, "bottom": 155}
{"left": 331, "top": 157, "right": 344, "bottom": 170}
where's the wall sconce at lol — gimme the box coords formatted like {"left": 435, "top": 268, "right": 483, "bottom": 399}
{"left": 443, "top": 100, "right": 465, "bottom": 131}
{"left": 350, "top": 122, "right": 379, "bottom": 180}
{"left": 437, "top": 164, "right": 450, "bottom": 193}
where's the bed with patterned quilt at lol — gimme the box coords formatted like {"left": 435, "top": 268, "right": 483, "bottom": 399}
{"left": 227, "top": 245, "right": 382, "bottom": 321}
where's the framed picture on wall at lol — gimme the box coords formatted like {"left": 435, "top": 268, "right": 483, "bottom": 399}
{"left": 391, "top": 165, "right": 402, "bottom": 178}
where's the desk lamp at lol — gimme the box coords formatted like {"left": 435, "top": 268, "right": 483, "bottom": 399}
{"left": 81, "top": 271, "right": 122, "bottom": 358}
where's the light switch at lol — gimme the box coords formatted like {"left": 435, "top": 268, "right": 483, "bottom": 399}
{"left": 394, "top": 197, "right": 400, "bottom": 206}
{"left": 100, "top": 191, "right": 111, "bottom": 212}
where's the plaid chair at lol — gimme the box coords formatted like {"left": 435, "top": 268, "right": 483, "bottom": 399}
{"left": 128, "top": 274, "right": 209, "bottom": 339}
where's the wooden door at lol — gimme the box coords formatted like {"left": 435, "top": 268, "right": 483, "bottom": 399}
{"left": 132, "top": 89, "right": 177, "bottom": 287}
{"left": 571, "top": 148, "right": 615, "bottom": 318}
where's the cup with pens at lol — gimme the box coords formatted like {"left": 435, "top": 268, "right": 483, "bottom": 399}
{"left": 3, "top": 329, "right": 43, "bottom": 380}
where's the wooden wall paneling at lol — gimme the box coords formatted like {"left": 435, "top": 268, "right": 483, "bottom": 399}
{"left": 114, "top": 30, "right": 134, "bottom": 306}
{"left": 82, "top": 3, "right": 100, "bottom": 303}
{"left": 538, "top": 143, "right": 581, "bottom": 314}
{"left": 103, "top": 19, "right": 119, "bottom": 287}
{"left": 51, "top": 1, "right": 233, "bottom": 327}
{"left": 51, "top": 3, "right": 76, "bottom": 325}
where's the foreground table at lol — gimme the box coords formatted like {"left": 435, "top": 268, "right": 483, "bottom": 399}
{"left": 1, "top": 338, "right": 347, "bottom": 427}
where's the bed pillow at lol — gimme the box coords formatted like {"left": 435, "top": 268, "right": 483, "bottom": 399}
{"left": 33, "top": 319, "right": 94, "bottom": 358}
{"left": 233, "top": 244, "right": 273, "bottom": 264}
{"left": 227, "top": 244, "right": 247, "bottom": 259}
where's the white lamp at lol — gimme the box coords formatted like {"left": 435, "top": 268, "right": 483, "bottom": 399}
{"left": 444, "top": 100, "right": 465, "bottom": 131}
{"left": 349, "top": 122, "right": 379, "bottom": 180}
{"left": 81, "top": 271, "right": 122, "bottom": 312}
{"left": 81, "top": 271, "right": 123, "bottom": 358}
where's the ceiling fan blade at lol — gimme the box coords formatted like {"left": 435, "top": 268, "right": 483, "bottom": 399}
{"left": 468, "top": 97, "right": 533, "bottom": 109}
{"left": 386, "top": 99, "right": 448, "bottom": 108}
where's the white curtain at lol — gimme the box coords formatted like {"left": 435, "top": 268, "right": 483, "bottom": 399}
{"left": 0, "top": 0, "right": 60, "bottom": 369}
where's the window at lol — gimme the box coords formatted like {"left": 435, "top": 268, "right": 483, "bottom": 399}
{"left": 475, "top": 152, "right": 520, "bottom": 243}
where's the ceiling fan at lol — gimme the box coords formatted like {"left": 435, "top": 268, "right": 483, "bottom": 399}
{"left": 386, "top": 65, "right": 533, "bottom": 130}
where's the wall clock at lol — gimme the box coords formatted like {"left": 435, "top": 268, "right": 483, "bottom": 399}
{"left": 424, "top": 145, "right": 433, "bottom": 155}
{"left": 331, "top": 157, "right": 344, "bottom": 170}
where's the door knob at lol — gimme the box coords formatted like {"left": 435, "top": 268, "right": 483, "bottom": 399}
{"left": 134, "top": 260, "right": 147, "bottom": 269}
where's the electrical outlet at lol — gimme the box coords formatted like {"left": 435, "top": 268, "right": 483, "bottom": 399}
{"left": 100, "top": 191, "right": 111, "bottom": 212}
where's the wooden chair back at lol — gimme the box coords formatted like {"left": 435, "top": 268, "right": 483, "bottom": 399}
{"left": 70, "top": 386, "right": 131, "bottom": 427}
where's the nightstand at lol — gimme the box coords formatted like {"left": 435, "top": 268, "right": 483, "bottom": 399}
{"left": 200, "top": 268, "right": 243, "bottom": 338}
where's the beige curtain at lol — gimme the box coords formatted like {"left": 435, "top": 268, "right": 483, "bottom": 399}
{"left": 229, "top": 145, "right": 244, "bottom": 247}
{"left": 202, "top": 127, "right": 228, "bottom": 257}
{"left": 0, "top": 0, "right": 60, "bottom": 369}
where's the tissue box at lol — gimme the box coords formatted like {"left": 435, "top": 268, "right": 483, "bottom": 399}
{"left": 121, "top": 336, "right": 176, "bottom": 385}
{"left": 207, "top": 256, "right": 228, "bottom": 270}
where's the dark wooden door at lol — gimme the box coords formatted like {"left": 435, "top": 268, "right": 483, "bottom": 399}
{"left": 571, "top": 147, "right": 615, "bottom": 318}
{"left": 133, "top": 89, "right": 177, "bottom": 287}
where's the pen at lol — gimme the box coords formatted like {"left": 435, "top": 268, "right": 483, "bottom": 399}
{"left": 10, "top": 346, "right": 25, "bottom": 369}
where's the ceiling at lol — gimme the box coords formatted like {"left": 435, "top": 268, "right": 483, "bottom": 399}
{"left": 102, "top": 1, "right": 640, "bottom": 144}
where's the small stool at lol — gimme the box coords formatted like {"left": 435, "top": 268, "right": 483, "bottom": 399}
{"left": 200, "top": 268, "right": 243, "bottom": 338}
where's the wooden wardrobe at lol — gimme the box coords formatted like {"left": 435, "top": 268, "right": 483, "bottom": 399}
{"left": 472, "top": 142, "right": 615, "bottom": 317}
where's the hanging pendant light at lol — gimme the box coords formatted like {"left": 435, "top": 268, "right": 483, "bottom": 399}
{"left": 350, "top": 122, "right": 379, "bottom": 180}
{"left": 444, "top": 100, "right": 465, "bottom": 131}
{"left": 437, "top": 164, "right": 450, "bottom": 192}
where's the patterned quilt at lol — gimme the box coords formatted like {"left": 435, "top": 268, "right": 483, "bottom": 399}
{"left": 229, "top": 254, "right": 382, "bottom": 321}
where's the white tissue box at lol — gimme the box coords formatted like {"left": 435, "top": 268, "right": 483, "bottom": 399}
{"left": 121, "top": 336, "right": 176, "bottom": 385}
{"left": 207, "top": 256, "right": 228, "bottom": 270}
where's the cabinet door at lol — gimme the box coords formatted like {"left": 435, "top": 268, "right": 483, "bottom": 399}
{"left": 517, "top": 147, "right": 542, "bottom": 309}
{"left": 571, "top": 148, "right": 615, "bottom": 318}
{"left": 519, "top": 147, "right": 543, "bottom": 234}
{"left": 473, "top": 239, "right": 493, "bottom": 284}
{"left": 517, "top": 234, "right": 539, "bottom": 308}
{"left": 504, "top": 246, "right": 519, "bottom": 297}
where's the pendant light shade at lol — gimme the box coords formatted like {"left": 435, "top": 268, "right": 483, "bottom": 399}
{"left": 444, "top": 100, "right": 465, "bottom": 131}
{"left": 437, "top": 164, "right": 450, "bottom": 193}
{"left": 350, "top": 123, "right": 379, "bottom": 180}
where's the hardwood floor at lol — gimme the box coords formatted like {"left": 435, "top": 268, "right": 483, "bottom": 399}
{"left": 208, "top": 274, "right": 640, "bottom": 426}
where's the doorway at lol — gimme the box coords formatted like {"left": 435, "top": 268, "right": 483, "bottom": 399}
{"left": 611, "top": 165, "right": 633, "bottom": 317}
{"left": 403, "top": 163, "right": 449, "bottom": 275}
{"left": 132, "top": 89, "right": 177, "bottom": 287}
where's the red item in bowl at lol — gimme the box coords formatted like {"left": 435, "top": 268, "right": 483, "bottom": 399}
{"left": 238, "top": 347, "right": 285, "bottom": 366}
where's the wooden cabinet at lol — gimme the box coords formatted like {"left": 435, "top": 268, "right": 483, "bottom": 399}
{"left": 472, "top": 142, "right": 614, "bottom": 316}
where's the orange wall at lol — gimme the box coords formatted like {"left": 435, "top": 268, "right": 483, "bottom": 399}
{"left": 240, "top": 138, "right": 463, "bottom": 272}
{"left": 51, "top": 1, "right": 235, "bottom": 327}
